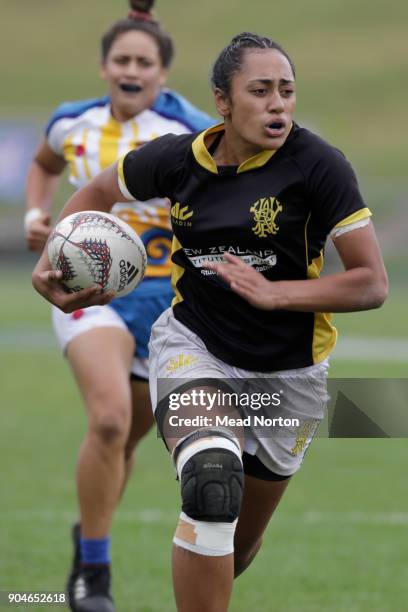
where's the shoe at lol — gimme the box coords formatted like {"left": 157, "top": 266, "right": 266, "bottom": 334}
{"left": 68, "top": 565, "right": 115, "bottom": 612}
{"left": 66, "top": 523, "right": 115, "bottom": 612}
{"left": 67, "top": 523, "right": 81, "bottom": 601}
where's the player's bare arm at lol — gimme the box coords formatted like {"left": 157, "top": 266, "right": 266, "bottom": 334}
{"left": 25, "top": 140, "right": 66, "bottom": 251}
{"left": 207, "top": 223, "right": 388, "bottom": 312}
{"left": 31, "top": 163, "right": 123, "bottom": 312}
{"left": 58, "top": 163, "right": 125, "bottom": 221}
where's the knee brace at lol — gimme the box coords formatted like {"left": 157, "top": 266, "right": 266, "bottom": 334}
{"left": 173, "top": 428, "right": 244, "bottom": 556}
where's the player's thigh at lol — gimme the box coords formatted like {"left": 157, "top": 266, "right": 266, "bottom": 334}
{"left": 127, "top": 378, "right": 155, "bottom": 445}
{"left": 234, "top": 473, "right": 291, "bottom": 554}
{"left": 67, "top": 325, "right": 135, "bottom": 420}
{"left": 161, "top": 388, "right": 244, "bottom": 453}
{"left": 150, "top": 311, "right": 244, "bottom": 452}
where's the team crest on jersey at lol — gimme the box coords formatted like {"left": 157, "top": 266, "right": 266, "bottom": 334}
{"left": 250, "top": 197, "right": 283, "bottom": 238}
{"left": 171, "top": 202, "right": 193, "bottom": 227}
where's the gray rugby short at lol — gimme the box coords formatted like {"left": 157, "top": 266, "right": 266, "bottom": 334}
{"left": 149, "top": 308, "right": 329, "bottom": 476}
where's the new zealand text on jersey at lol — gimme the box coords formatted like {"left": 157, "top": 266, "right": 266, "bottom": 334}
{"left": 183, "top": 246, "right": 277, "bottom": 269}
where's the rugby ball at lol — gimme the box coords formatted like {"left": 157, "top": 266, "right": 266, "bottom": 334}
{"left": 48, "top": 211, "right": 146, "bottom": 296}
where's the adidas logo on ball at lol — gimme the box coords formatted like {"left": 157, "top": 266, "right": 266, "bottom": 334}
{"left": 118, "top": 259, "right": 139, "bottom": 291}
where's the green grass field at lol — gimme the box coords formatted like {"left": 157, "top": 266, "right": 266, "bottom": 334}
{"left": 1, "top": 0, "right": 407, "bottom": 609}
{"left": 1, "top": 266, "right": 407, "bottom": 610}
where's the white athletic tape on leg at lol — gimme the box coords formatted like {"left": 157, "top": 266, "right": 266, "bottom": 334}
{"left": 175, "top": 434, "right": 242, "bottom": 480}
{"left": 173, "top": 512, "right": 238, "bottom": 556}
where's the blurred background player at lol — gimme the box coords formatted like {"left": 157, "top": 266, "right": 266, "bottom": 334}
{"left": 24, "top": 1, "right": 213, "bottom": 611}
{"left": 32, "top": 32, "right": 387, "bottom": 612}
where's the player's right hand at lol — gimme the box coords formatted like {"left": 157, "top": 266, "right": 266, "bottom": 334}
{"left": 25, "top": 213, "right": 52, "bottom": 251}
{"left": 32, "top": 267, "right": 115, "bottom": 313}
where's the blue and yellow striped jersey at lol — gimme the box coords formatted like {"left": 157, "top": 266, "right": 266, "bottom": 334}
{"left": 46, "top": 89, "right": 215, "bottom": 277}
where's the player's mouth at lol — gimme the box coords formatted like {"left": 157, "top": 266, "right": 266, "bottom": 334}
{"left": 119, "top": 83, "right": 143, "bottom": 93}
{"left": 264, "top": 120, "right": 286, "bottom": 138}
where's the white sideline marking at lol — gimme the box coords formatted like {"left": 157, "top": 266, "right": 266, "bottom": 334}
{"left": 304, "top": 511, "right": 408, "bottom": 525}
{"left": 1, "top": 329, "right": 408, "bottom": 362}
{"left": 0, "top": 509, "right": 177, "bottom": 524}
{"left": 334, "top": 336, "right": 408, "bottom": 362}
{"left": 2, "top": 509, "right": 408, "bottom": 526}
{"left": 0, "top": 328, "right": 57, "bottom": 350}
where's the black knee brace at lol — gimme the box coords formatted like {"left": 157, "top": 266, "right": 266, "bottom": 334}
{"left": 180, "top": 447, "right": 243, "bottom": 522}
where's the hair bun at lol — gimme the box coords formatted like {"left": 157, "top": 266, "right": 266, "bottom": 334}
{"left": 128, "top": 0, "right": 156, "bottom": 22}
{"left": 129, "top": 0, "right": 155, "bottom": 12}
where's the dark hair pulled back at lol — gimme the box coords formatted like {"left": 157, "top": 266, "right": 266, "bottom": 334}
{"left": 101, "top": 1, "right": 174, "bottom": 68}
{"left": 211, "top": 32, "right": 295, "bottom": 94}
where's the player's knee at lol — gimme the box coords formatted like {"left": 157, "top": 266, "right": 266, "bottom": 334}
{"left": 89, "top": 409, "right": 130, "bottom": 447}
{"left": 173, "top": 429, "right": 244, "bottom": 556}
{"left": 180, "top": 446, "right": 243, "bottom": 522}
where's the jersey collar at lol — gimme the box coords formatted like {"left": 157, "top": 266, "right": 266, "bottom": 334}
{"left": 191, "top": 123, "right": 282, "bottom": 174}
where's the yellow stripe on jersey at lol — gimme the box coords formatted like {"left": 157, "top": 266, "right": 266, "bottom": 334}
{"left": 307, "top": 251, "right": 338, "bottom": 363}
{"left": 305, "top": 214, "right": 337, "bottom": 363}
{"left": 117, "top": 155, "right": 126, "bottom": 187}
{"left": 99, "top": 116, "right": 122, "bottom": 170}
{"left": 62, "top": 133, "right": 79, "bottom": 180}
{"left": 304, "top": 211, "right": 312, "bottom": 268}
{"left": 170, "top": 236, "right": 186, "bottom": 307}
{"left": 237, "top": 149, "right": 276, "bottom": 173}
{"left": 237, "top": 125, "right": 292, "bottom": 173}
{"left": 82, "top": 129, "right": 92, "bottom": 180}
{"left": 333, "top": 207, "right": 372, "bottom": 229}
{"left": 192, "top": 125, "right": 221, "bottom": 174}
{"left": 131, "top": 120, "right": 139, "bottom": 147}
{"left": 192, "top": 122, "right": 279, "bottom": 175}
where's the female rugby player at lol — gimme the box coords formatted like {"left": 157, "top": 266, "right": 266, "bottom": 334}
{"left": 25, "top": 2, "right": 213, "bottom": 611}
{"left": 32, "top": 32, "right": 387, "bottom": 612}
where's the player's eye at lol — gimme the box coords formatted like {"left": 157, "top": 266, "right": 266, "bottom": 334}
{"left": 138, "top": 58, "right": 154, "bottom": 68}
{"left": 251, "top": 89, "right": 267, "bottom": 96}
{"left": 114, "top": 56, "right": 129, "bottom": 65}
{"left": 281, "top": 89, "right": 294, "bottom": 98}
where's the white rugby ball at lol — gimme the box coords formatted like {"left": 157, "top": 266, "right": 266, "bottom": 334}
{"left": 48, "top": 211, "right": 146, "bottom": 296}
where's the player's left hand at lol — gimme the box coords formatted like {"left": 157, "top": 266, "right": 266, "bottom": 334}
{"left": 32, "top": 250, "right": 115, "bottom": 313}
{"left": 33, "top": 268, "right": 115, "bottom": 313}
{"left": 204, "top": 253, "right": 284, "bottom": 310}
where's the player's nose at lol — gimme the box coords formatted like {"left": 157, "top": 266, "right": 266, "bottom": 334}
{"left": 267, "top": 90, "right": 285, "bottom": 113}
{"left": 125, "top": 60, "right": 141, "bottom": 77}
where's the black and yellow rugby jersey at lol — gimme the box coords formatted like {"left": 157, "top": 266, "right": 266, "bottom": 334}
{"left": 118, "top": 122, "right": 371, "bottom": 371}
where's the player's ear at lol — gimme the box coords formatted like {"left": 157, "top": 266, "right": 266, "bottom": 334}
{"left": 100, "top": 61, "right": 107, "bottom": 81}
{"left": 214, "top": 88, "right": 231, "bottom": 119}
{"left": 157, "top": 66, "right": 168, "bottom": 88}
